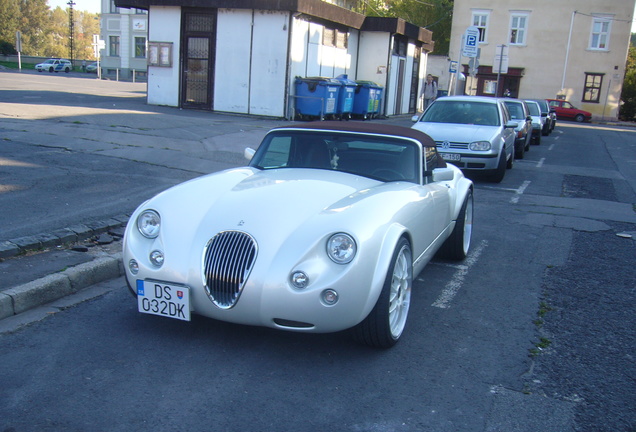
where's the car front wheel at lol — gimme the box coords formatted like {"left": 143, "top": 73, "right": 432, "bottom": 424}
{"left": 353, "top": 238, "right": 412, "bottom": 348}
{"left": 48, "top": 67, "right": 54, "bottom": 72}
{"left": 489, "top": 150, "right": 507, "bottom": 183}
{"left": 437, "top": 189, "right": 473, "bottom": 260}
{"left": 575, "top": 114, "right": 585, "bottom": 122}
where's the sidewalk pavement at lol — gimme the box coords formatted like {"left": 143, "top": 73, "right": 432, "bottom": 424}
{"left": 0, "top": 78, "right": 414, "bottom": 321}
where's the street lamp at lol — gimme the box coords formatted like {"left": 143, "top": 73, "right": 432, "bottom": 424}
{"left": 67, "top": 0, "right": 76, "bottom": 66}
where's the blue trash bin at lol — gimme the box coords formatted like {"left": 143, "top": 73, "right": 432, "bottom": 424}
{"left": 335, "top": 74, "right": 357, "bottom": 120}
{"left": 294, "top": 77, "right": 342, "bottom": 120}
{"left": 352, "top": 80, "right": 382, "bottom": 119}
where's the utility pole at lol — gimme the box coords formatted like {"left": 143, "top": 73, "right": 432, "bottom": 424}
{"left": 67, "top": 0, "right": 76, "bottom": 66}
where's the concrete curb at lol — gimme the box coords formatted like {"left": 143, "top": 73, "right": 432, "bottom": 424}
{"left": 0, "top": 215, "right": 130, "bottom": 259}
{"left": 0, "top": 252, "right": 124, "bottom": 320}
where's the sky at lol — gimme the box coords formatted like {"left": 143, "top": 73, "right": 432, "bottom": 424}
{"left": 48, "top": 0, "right": 101, "bottom": 14}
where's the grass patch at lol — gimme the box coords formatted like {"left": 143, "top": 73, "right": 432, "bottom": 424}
{"left": 0, "top": 61, "right": 36, "bottom": 71}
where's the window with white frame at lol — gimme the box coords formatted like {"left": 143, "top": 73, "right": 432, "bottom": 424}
{"left": 590, "top": 17, "right": 611, "bottom": 50}
{"left": 472, "top": 10, "right": 490, "bottom": 43}
{"left": 510, "top": 13, "right": 528, "bottom": 45}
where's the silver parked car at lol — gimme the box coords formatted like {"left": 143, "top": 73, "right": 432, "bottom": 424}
{"left": 528, "top": 98, "right": 556, "bottom": 135}
{"left": 124, "top": 122, "right": 474, "bottom": 348}
{"left": 525, "top": 100, "right": 546, "bottom": 145}
{"left": 503, "top": 98, "right": 532, "bottom": 160}
{"left": 411, "top": 95, "right": 517, "bottom": 183}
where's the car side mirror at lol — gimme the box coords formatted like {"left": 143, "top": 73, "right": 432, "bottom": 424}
{"left": 411, "top": 115, "right": 420, "bottom": 123}
{"left": 505, "top": 121, "right": 517, "bottom": 128}
{"left": 432, "top": 167, "right": 454, "bottom": 182}
{"left": 244, "top": 147, "right": 256, "bottom": 161}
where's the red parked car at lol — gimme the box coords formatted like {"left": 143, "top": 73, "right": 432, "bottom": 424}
{"left": 546, "top": 99, "right": 592, "bottom": 123}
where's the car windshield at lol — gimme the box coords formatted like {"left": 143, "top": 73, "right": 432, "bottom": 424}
{"left": 527, "top": 103, "right": 540, "bottom": 116}
{"left": 503, "top": 102, "right": 524, "bottom": 120}
{"left": 43, "top": 59, "right": 55, "bottom": 64}
{"left": 250, "top": 130, "right": 420, "bottom": 183}
{"left": 420, "top": 100, "right": 500, "bottom": 126}
{"left": 533, "top": 100, "right": 548, "bottom": 112}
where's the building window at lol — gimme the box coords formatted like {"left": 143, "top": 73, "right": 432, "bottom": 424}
{"left": 583, "top": 73, "right": 603, "bottom": 103}
{"left": 510, "top": 13, "right": 528, "bottom": 45}
{"left": 590, "top": 17, "right": 611, "bottom": 50}
{"left": 135, "top": 37, "right": 146, "bottom": 58}
{"left": 109, "top": 36, "right": 120, "bottom": 57}
{"left": 472, "top": 10, "right": 489, "bottom": 42}
{"left": 109, "top": 0, "right": 119, "bottom": 13}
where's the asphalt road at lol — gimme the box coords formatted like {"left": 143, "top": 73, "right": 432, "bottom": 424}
{"left": 1, "top": 70, "right": 635, "bottom": 431}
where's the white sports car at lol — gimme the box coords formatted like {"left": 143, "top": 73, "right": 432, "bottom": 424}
{"left": 123, "top": 122, "right": 474, "bottom": 348}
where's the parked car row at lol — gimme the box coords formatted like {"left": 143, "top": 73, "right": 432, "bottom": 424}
{"left": 411, "top": 95, "right": 561, "bottom": 183}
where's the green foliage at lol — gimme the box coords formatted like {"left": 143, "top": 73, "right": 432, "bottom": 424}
{"left": 620, "top": 44, "right": 636, "bottom": 121}
{"left": 354, "top": 0, "right": 454, "bottom": 55}
{"left": 0, "top": 0, "right": 99, "bottom": 60}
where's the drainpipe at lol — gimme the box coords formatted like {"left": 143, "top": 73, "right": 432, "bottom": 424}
{"left": 561, "top": 11, "right": 577, "bottom": 94}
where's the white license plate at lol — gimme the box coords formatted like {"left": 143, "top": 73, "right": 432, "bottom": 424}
{"left": 440, "top": 152, "right": 461, "bottom": 161}
{"left": 137, "top": 280, "right": 191, "bottom": 321}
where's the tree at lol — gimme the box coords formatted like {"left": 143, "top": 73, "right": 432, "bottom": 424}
{"left": 354, "top": 0, "right": 454, "bottom": 55}
{"left": 0, "top": 0, "right": 22, "bottom": 54}
{"left": 19, "top": 0, "right": 52, "bottom": 56}
{"left": 619, "top": 43, "right": 636, "bottom": 121}
{"left": 0, "top": 0, "right": 98, "bottom": 60}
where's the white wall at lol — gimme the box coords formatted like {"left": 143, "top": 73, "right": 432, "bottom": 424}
{"left": 248, "top": 10, "right": 289, "bottom": 116}
{"left": 214, "top": 9, "right": 289, "bottom": 117}
{"left": 147, "top": 6, "right": 181, "bottom": 107}
{"left": 214, "top": 9, "right": 252, "bottom": 113}
{"left": 356, "top": 32, "right": 390, "bottom": 87}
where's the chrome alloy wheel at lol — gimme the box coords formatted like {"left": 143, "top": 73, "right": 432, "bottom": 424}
{"left": 462, "top": 194, "right": 474, "bottom": 256}
{"left": 388, "top": 243, "right": 412, "bottom": 339}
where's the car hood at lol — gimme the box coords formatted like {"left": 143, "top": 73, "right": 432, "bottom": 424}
{"left": 413, "top": 122, "right": 501, "bottom": 143}
{"left": 135, "top": 167, "right": 407, "bottom": 247}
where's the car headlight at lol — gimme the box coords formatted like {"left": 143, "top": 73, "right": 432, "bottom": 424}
{"left": 137, "top": 210, "right": 161, "bottom": 238}
{"left": 469, "top": 141, "right": 492, "bottom": 151}
{"left": 327, "top": 233, "right": 357, "bottom": 264}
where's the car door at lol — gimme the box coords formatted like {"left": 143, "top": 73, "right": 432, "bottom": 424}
{"left": 409, "top": 147, "right": 451, "bottom": 262}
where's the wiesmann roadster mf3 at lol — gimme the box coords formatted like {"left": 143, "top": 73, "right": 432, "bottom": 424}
{"left": 123, "top": 122, "right": 474, "bottom": 348}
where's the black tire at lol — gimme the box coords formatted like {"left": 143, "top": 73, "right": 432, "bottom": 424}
{"left": 574, "top": 114, "right": 585, "bottom": 122}
{"left": 515, "top": 140, "right": 525, "bottom": 159}
{"left": 64, "top": 67, "right": 70, "bottom": 73}
{"left": 437, "top": 189, "right": 473, "bottom": 260}
{"left": 353, "top": 238, "right": 412, "bottom": 348}
{"left": 48, "top": 67, "right": 54, "bottom": 73}
{"left": 489, "top": 150, "right": 507, "bottom": 183}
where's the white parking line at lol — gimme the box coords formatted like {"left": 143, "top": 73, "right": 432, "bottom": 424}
{"left": 537, "top": 157, "right": 545, "bottom": 168}
{"left": 431, "top": 240, "right": 488, "bottom": 309}
{"left": 510, "top": 180, "right": 531, "bottom": 204}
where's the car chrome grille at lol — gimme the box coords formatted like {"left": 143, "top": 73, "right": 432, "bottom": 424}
{"left": 436, "top": 141, "right": 469, "bottom": 150}
{"left": 203, "top": 231, "right": 257, "bottom": 309}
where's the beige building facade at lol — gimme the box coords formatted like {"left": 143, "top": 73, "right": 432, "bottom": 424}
{"left": 449, "top": 0, "right": 634, "bottom": 120}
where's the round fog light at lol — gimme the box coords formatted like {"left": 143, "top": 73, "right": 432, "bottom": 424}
{"left": 149, "top": 250, "right": 164, "bottom": 267}
{"left": 291, "top": 271, "right": 309, "bottom": 289}
{"left": 128, "top": 259, "right": 139, "bottom": 275}
{"left": 321, "top": 289, "right": 339, "bottom": 306}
